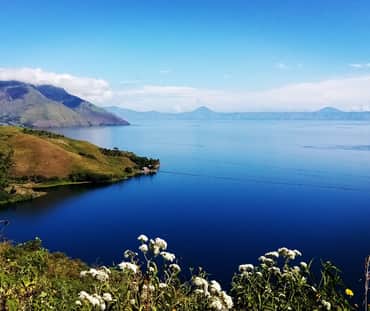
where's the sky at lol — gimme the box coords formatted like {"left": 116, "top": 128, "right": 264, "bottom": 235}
{"left": 1, "top": 0, "right": 370, "bottom": 112}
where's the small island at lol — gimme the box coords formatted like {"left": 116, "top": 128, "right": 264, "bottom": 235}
{"left": 0, "top": 126, "right": 159, "bottom": 205}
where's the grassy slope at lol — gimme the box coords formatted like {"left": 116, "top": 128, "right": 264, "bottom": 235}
{"left": 0, "top": 126, "right": 158, "bottom": 204}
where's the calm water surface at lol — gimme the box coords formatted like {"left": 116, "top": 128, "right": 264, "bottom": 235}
{"left": 1, "top": 121, "right": 370, "bottom": 289}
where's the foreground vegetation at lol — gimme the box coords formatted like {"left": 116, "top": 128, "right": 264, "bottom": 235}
{"left": 0, "top": 235, "right": 358, "bottom": 310}
{"left": 0, "top": 126, "right": 159, "bottom": 205}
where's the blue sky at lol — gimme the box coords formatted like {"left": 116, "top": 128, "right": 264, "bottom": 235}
{"left": 1, "top": 0, "right": 370, "bottom": 111}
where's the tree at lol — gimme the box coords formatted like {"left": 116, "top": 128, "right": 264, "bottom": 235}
{"left": 0, "top": 149, "right": 13, "bottom": 190}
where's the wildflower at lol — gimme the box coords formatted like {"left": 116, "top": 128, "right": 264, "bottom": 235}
{"left": 154, "top": 237, "right": 168, "bottom": 250}
{"left": 169, "top": 263, "right": 181, "bottom": 273}
{"left": 159, "top": 282, "right": 167, "bottom": 289}
{"left": 209, "top": 280, "right": 222, "bottom": 294}
{"left": 78, "top": 291, "right": 105, "bottom": 309}
{"left": 293, "top": 249, "right": 302, "bottom": 257}
{"left": 238, "top": 264, "right": 254, "bottom": 273}
{"left": 138, "top": 234, "right": 148, "bottom": 243}
{"left": 259, "top": 256, "right": 274, "bottom": 265}
{"left": 209, "top": 297, "right": 224, "bottom": 310}
{"left": 195, "top": 289, "right": 205, "bottom": 295}
{"left": 193, "top": 276, "right": 208, "bottom": 289}
{"left": 124, "top": 249, "right": 137, "bottom": 258}
{"left": 322, "top": 300, "right": 331, "bottom": 310}
{"left": 118, "top": 261, "right": 138, "bottom": 273}
{"left": 256, "top": 271, "right": 263, "bottom": 277}
{"left": 258, "top": 255, "right": 266, "bottom": 262}
{"left": 129, "top": 299, "right": 136, "bottom": 305}
{"left": 139, "top": 244, "right": 148, "bottom": 253}
{"left": 75, "top": 300, "right": 82, "bottom": 306}
{"left": 287, "top": 250, "right": 297, "bottom": 260}
{"left": 268, "top": 267, "right": 281, "bottom": 274}
{"left": 300, "top": 261, "right": 308, "bottom": 270}
{"left": 345, "top": 288, "right": 354, "bottom": 297}
{"left": 80, "top": 268, "right": 109, "bottom": 282}
{"left": 102, "top": 293, "right": 113, "bottom": 302}
{"left": 292, "top": 266, "right": 300, "bottom": 273}
{"left": 265, "top": 251, "right": 279, "bottom": 258}
{"left": 278, "top": 247, "right": 289, "bottom": 256}
{"left": 80, "top": 271, "right": 88, "bottom": 277}
{"left": 160, "top": 251, "right": 176, "bottom": 262}
{"left": 220, "top": 291, "right": 233, "bottom": 309}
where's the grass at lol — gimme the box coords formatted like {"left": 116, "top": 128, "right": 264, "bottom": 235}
{"left": 0, "top": 126, "right": 159, "bottom": 205}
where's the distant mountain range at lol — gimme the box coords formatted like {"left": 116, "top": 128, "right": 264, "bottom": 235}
{"left": 0, "top": 81, "right": 129, "bottom": 128}
{"left": 107, "top": 105, "right": 370, "bottom": 122}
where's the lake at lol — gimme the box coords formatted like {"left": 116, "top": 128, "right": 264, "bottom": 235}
{"left": 1, "top": 120, "right": 370, "bottom": 291}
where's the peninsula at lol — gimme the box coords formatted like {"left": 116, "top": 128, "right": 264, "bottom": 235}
{"left": 0, "top": 126, "right": 159, "bottom": 205}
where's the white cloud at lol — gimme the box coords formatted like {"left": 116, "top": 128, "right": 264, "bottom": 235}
{"left": 275, "top": 62, "right": 288, "bottom": 70}
{"left": 111, "top": 75, "right": 370, "bottom": 112}
{"left": 349, "top": 63, "right": 370, "bottom": 69}
{"left": 1, "top": 67, "right": 370, "bottom": 112}
{"left": 0, "top": 67, "right": 113, "bottom": 103}
{"left": 159, "top": 69, "right": 172, "bottom": 75}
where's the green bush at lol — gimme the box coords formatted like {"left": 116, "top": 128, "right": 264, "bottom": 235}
{"left": 0, "top": 236, "right": 356, "bottom": 310}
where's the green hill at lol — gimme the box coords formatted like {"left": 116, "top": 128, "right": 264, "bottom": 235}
{"left": 0, "top": 126, "right": 159, "bottom": 205}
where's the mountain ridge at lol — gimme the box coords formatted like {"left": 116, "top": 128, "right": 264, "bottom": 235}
{"left": 107, "top": 105, "right": 370, "bottom": 122}
{"left": 0, "top": 81, "right": 129, "bottom": 128}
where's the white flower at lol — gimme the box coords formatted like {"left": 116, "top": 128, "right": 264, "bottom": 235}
{"left": 154, "top": 237, "right": 167, "bottom": 250}
{"left": 239, "top": 264, "right": 254, "bottom": 273}
{"left": 258, "top": 256, "right": 274, "bottom": 265}
{"left": 80, "top": 271, "right": 88, "bottom": 277}
{"left": 78, "top": 291, "right": 105, "bottom": 308}
{"left": 101, "top": 266, "right": 111, "bottom": 274}
{"left": 268, "top": 267, "right": 281, "bottom": 274}
{"left": 79, "top": 268, "right": 109, "bottom": 282}
{"left": 193, "top": 276, "right": 208, "bottom": 289}
{"left": 169, "top": 264, "right": 181, "bottom": 273}
{"left": 118, "top": 261, "right": 138, "bottom": 274}
{"left": 256, "top": 271, "right": 263, "bottom": 277}
{"left": 124, "top": 249, "right": 138, "bottom": 258}
{"left": 300, "top": 261, "right": 308, "bottom": 269}
{"left": 265, "top": 251, "right": 279, "bottom": 258}
{"left": 294, "top": 249, "right": 302, "bottom": 257}
{"left": 160, "top": 251, "right": 176, "bottom": 262}
{"left": 209, "top": 297, "right": 224, "bottom": 310}
{"left": 159, "top": 283, "right": 167, "bottom": 289}
{"left": 75, "top": 300, "right": 82, "bottom": 306}
{"left": 278, "top": 247, "right": 289, "bottom": 256}
{"left": 293, "top": 266, "right": 300, "bottom": 273}
{"left": 139, "top": 244, "right": 148, "bottom": 253}
{"left": 322, "top": 300, "right": 331, "bottom": 310}
{"left": 220, "top": 291, "right": 233, "bottom": 309}
{"left": 89, "top": 268, "right": 109, "bottom": 282}
{"left": 138, "top": 234, "right": 148, "bottom": 243}
{"left": 209, "top": 280, "right": 222, "bottom": 294}
{"left": 129, "top": 299, "right": 136, "bottom": 305}
{"left": 102, "top": 293, "right": 112, "bottom": 302}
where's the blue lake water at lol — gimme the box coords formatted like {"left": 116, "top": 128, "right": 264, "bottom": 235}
{"left": 1, "top": 120, "right": 370, "bottom": 290}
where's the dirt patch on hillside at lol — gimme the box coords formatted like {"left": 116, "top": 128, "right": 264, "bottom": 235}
{"left": 9, "top": 133, "right": 76, "bottom": 178}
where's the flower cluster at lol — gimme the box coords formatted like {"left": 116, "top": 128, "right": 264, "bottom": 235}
{"left": 193, "top": 277, "right": 233, "bottom": 310}
{"left": 74, "top": 238, "right": 352, "bottom": 311}
{"left": 76, "top": 291, "right": 112, "bottom": 310}
{"left": 80, "top": 267, "right": 110, "bottom": 282}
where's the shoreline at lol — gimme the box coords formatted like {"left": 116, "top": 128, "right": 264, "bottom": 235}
{"left": 0, "top": 167, "right": 159, "bottom": 207}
